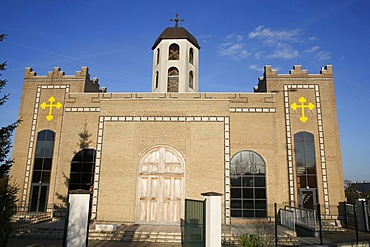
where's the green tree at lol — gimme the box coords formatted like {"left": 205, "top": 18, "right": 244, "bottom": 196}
{"left": 0, "top": 33, "right": 21, "bottom": 246}
{"left": 344, "top": 180, "right": 360, "bottom": 204}
{"left": 365, "top": 190, "right": 370, "bottom": 201}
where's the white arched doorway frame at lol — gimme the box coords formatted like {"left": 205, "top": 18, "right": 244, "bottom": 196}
{"left": 136, "top": 145, "right": 185, "bottom": 224}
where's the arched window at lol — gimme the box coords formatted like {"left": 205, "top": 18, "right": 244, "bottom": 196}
{"left": 230, "top": 150, "right": 266, "bottom": 218}
{"left": 167, "top": 67, "right": 179, "bottom": 92}
{"left": 156, "top": 48, "right": 160, "bottom": 65}
{"left": 169, "top": 44, "right": 179, "bottom": 60}
{"left": 294, "top": 131, "right": 318, "bottom": 209}
{"left": 30, "top": 130, "right": 56, "bottom": 212}
{"left": 69, "top": 149, "right": 96, "bottom": 191}
{"left": 189, "top": 71, "right": 194, "bottom": 89}
{"left": 189, "top": 48, "right": 194, "bottom": 64}
{"left": 155, "top": 71, "right": 159, "bottom": 89}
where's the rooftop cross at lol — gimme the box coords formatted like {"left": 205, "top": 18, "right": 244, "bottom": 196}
{"left": 170, "top": 13, "right": 184, "bottom": 27}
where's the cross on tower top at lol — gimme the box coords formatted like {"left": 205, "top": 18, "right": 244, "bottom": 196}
{"left": 170, "top": 13, "right": 184, "bottom": 28}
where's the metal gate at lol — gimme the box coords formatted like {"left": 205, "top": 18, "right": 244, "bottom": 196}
{"left": 184, "top": 199, "right": 205, "bottom": 247}
{"left": 6, "top": 204, "right": 69, "bottom": 247}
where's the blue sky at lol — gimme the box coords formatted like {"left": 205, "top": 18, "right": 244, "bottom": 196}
{"left": 1, "top": 0, "right": 369, "bottom": 182}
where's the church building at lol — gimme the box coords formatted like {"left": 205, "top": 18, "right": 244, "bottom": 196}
{"left": 10, "top": 17, "right": 345, "bottom": 225}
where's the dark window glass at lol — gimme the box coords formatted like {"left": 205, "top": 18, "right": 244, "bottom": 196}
{"left": 35, "top": 145, "right": 45, "bottom": 158}
{"left": 255, "top": 210, "right": 267, "bottom": 217}
{"left": 243, "top": 188, "right": 253, "bottom": 198}
{"left": 231, "top": 188, "right": 241, "bottom": 198}
{"left": 43, "top": 142, "right": 54, "bottom": 157}
{"left": 70, "top": 174, "right": 80, "bottom": 184}
{"left": 231, "top": 200, "right": 242, "bottom": 208}
{"left": 255, "top": 188, "right": 266, "bottom": 199}
{"left": 155, "top": 72, "right": 159, "bottom": 89}
{"left": 42, "top": 171, "right": 50, "bottom": 183}
{"left": 255, "top": 200, "right": 266, "bottom": 209}
{"left": 230, "top": 150, "right": 267, "bottom": 218}
{"left": 294, "top": 132, "right": 317, "bottom": 189}
{"left": 32, "top": 171, "right": 42, "bottom": 183}
{"left": 255, "top": 177, "right": 265, "bottom": 187}
{"left": 69, "top": 184, "right": 79, "bottom": 191}
{"left": 231, "top": 177, "right": 241, "bottom": 186}
{"left": 169, "top": 44, "right": 179, "bottom": 60}
{"left": 73, "top": 151, "right": 83, "bottom": 162}
{"left": 83, "top": 163, "right": 93, "bottom": 172}
{"left": 81, "top": 174, "right": 92, "bottom": 183}
{"left": 43, "top": 158, "right": 52, "bottom": 170}
{"left": 34, "top": 158, "right": 43, "bottom": 170}
{"left": 156, "top": 48, "right": 160, "bottom": 65}
{"left": 167, "top": 67, "right": 179, "bottom": 92}
{"left": 231, "top": 210, "right": 242, "bottom": 217}
{"left": 189, "top": 71, "right": 194, "bottom": 89}
{"left": 37, "top": 131, "right": 46, "bottom": 141}
{"left": 71, "top": 162, "right": 82, "bottom": 172}
{"left": 243, "top": 210, "right": 254, "bottom": 217}
{"left": 243, "top": 200, "right": 254, "bottom": 209}
{"left": 30, "top": 130, "right": 55, "bottom": 212}
{"left": 243, "top": 176, "right": 253, "bottom": 187}
{"left": 45, "top": 131, "right": 55, "bottom": 141}
{"left": 69, "top": 149, "right": 96, "bottom": 191}
{"left": 30, "top": 186, "right": 40, "bottom": 211}
{"left": 189, "top": 48, "right": 194, "bottom": 64}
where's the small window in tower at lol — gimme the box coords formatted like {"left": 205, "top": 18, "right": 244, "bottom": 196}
{"left": 189, "top": 71, "right": 194, "bottom": 89}
{"left": 169, "top": 44, "right": 180, "bottom": 60}
{"left": 189, "top": 48, "right": 194, "bottom": 64}
{"left": 168, "top": 67, "right": 179, "bottom": 92}
{"left": 155, "top": 71, "right": 159, "bottom": 89}
{"left": 156, "top": 48, "right": 160, "bottom": 65}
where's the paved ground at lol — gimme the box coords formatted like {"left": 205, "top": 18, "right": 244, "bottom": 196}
{"left": 7, "top": 222, "right": 370, "bottom": 246}
{"left": 298, "top": 228, "right": 370, "bottom": 246}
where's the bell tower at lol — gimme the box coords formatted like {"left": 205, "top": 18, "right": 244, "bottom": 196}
{"left": 151, "top": 14, "right": 200, "bottom": 93}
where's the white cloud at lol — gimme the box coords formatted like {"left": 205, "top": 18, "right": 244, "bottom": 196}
{"left": 248, "top": 26, "right": 302, "bottom": 45}
{"left": 303, "top": 46, "right": 331, "bottom": 60}
{"left": 269, "top": 43, "right": 299, "bottom": 59}
{"left": 247, "top": 26, "right": 302, "bottom": 60}
{"left": 249, "top": 64, "right": 264, "bottom": 73}
{"left": 304, "top": 46, "right": 321, "bottom": 54}
{"left": 254, "top": 51, "right": 265, "bottom": 59}
{"left": 217, "top": 33, "right": 251, "bottom": 60}
{"left": 308, "top": 36, "right": 318, "bottom": 41}
{"left": 315, "top": 51, "right": 331, "bottom": 60}
{"left": 198, "top": 34, "right": 212, "bottom": 43}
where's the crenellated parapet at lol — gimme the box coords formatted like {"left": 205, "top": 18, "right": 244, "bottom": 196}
{"left": 23, "top": 66, "right": 101, "bottom": 92}
{"left": 24, "top": 66, "right": 92, "bottom": 79}
{"left": 24, "top": 67, "right": 37, "bottom": 78}
{"left": 257, "top": 65, "right": 333, "bottom": 92}
{"left": 264, "top": 65, "right": 333, "bottom": 78}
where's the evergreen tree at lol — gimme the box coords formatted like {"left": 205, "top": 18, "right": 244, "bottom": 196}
{"left": 0, "top": 33, "right": 21, "bottom": 246}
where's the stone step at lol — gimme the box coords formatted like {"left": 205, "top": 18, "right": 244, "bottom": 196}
{"left": 88, "top": 229, "right": 182, "bottom": 243}
{"left": 221, "top": 233, "right": 298, "bottom": 246}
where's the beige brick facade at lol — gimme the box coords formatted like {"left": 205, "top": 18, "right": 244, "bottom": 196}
{"left": 10, "top": 63, "right": 345, "bottom": 225}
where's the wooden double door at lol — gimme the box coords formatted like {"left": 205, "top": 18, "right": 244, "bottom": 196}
{"left": 137, "top": 147, "right": 184, "bottom": 224}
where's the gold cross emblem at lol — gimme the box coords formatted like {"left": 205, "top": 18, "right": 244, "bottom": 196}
{"left": 291, "top": 97, "right": 315, "bottom": 123}
{"left": 40, "top": 96, "right": 62, "bottom": 121}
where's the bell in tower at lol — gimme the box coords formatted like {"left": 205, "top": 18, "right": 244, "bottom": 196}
{"left": 151, "top": 14, "right": 200, "bottom": 93}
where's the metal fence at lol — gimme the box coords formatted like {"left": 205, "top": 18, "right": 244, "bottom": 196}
{"left": 280, "top": 208, "right": 295, "bottom": 231}
{"left": 366, "top": 204, "right": 370, "bottom": 231}
{"left": 282, "top": 206, "right": 316, "bottom": 230}
{"left": 345, "top": 203, "right": 357, "bottom": 228}
{"left": 6, "top": 204, "right": 68, "bottom": 247}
